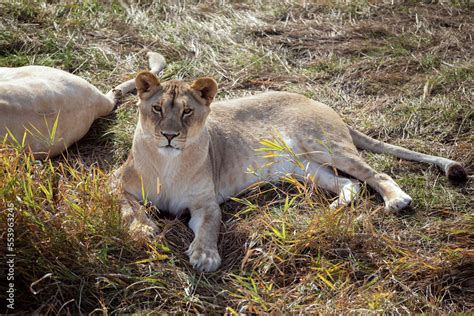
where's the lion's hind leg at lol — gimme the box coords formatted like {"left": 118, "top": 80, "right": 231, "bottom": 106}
{"left": 306, "top": 148, "right": 412, "bottom": 212}
{"left": 304, "top": 165, "right": 361, "bottom": 209}
{"left": 336, "top": 154, "right": 412, "bottom": 212}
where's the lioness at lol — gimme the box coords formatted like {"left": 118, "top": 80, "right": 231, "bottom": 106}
{"left": 115, "top": 71, "right": 468, "bottom": 272}
{"left": 0, "top": 52, "right": 166, "bottom": 158}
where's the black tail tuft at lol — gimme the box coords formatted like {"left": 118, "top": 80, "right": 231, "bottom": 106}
{"left": 446, "top": 163, "right": 468, "bottom": 185}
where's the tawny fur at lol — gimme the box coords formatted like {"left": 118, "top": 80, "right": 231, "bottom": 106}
{"left": 114, "top": 72, "right": 468, "bottom": 272}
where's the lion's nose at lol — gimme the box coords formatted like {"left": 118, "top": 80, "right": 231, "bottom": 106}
{"left": 161, "top": 131, "right": 180, "bottom": 142}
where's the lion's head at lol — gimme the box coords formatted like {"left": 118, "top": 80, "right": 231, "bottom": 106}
{"left": 135, "top": 72, "right": 217, "bottom": 156}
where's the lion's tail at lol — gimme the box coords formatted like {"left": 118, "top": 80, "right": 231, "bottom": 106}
{"left": 348, "top": 126, "right": 468, "bottom": 184}
{"left": 105, "top": 52, "right": 167, "bottom": 108}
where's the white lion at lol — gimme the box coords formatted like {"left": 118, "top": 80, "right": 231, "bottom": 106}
{"left": 0, "top": 52, "right": 166, "bottom": 158}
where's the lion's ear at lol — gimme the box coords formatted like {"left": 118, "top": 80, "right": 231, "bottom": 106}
{"left": 190, "top": 77, "right": 218, "bottom": 106}
{"left": 135, "top": 71, "right": 160, "bottom": 100}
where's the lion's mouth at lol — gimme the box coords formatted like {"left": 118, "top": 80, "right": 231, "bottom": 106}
{"left": 161, "top": 144, "right": 182, "bottom": 150}
{"left": 155, "top": 136, "right": 181, "bottom": 150}
{"left": 158, "top": 145, "right": 182, "bottom": 157}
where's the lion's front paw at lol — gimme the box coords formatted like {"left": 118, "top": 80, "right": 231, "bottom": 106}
{"left": 129, "top": 219, "right": 159, "bottom": 240}
{"left": 186, "top": 242, "right": 221, "bottom": 273}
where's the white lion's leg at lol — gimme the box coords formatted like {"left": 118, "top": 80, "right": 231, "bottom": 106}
{"left": 322, "top": 153, "right": 412, "bottom": 212}
{"left": 304, "top": 165, "right": 361, "bottom": 208}
{"left": 109, "top": 170, "right": 159, "bottom": 240}
{"left": 331, "top": 180, "right": 361, "bottom": 209}
{"left": 120, "top": 195, "right": 159, "bottom": 240}
{"left": 304, "top": 149, "right": 412, "bottom": 212}
{"left": 186, "top": 202, "right": 222, "bottom": 272}
{"left": 365, "top": 173, "right": 412, "bottom": 212}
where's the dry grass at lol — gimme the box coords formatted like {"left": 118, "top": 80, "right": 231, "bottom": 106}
{"left": 1, "top": 0, "right": 473, "bottom": 314}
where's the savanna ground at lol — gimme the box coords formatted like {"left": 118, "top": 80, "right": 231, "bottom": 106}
{"left": 1, "top": 0, "right": 473, "bottom": 314}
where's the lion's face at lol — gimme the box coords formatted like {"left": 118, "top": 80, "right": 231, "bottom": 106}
{"left": 135, "top": 72, "right": 217, "bottom": 156}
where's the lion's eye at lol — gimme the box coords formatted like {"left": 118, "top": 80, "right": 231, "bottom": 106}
{"left": 183, "top": 108, "right": 193, "bottom": 116}
{"left": 152, "top": 105, "right": 162, "bottom": 114}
